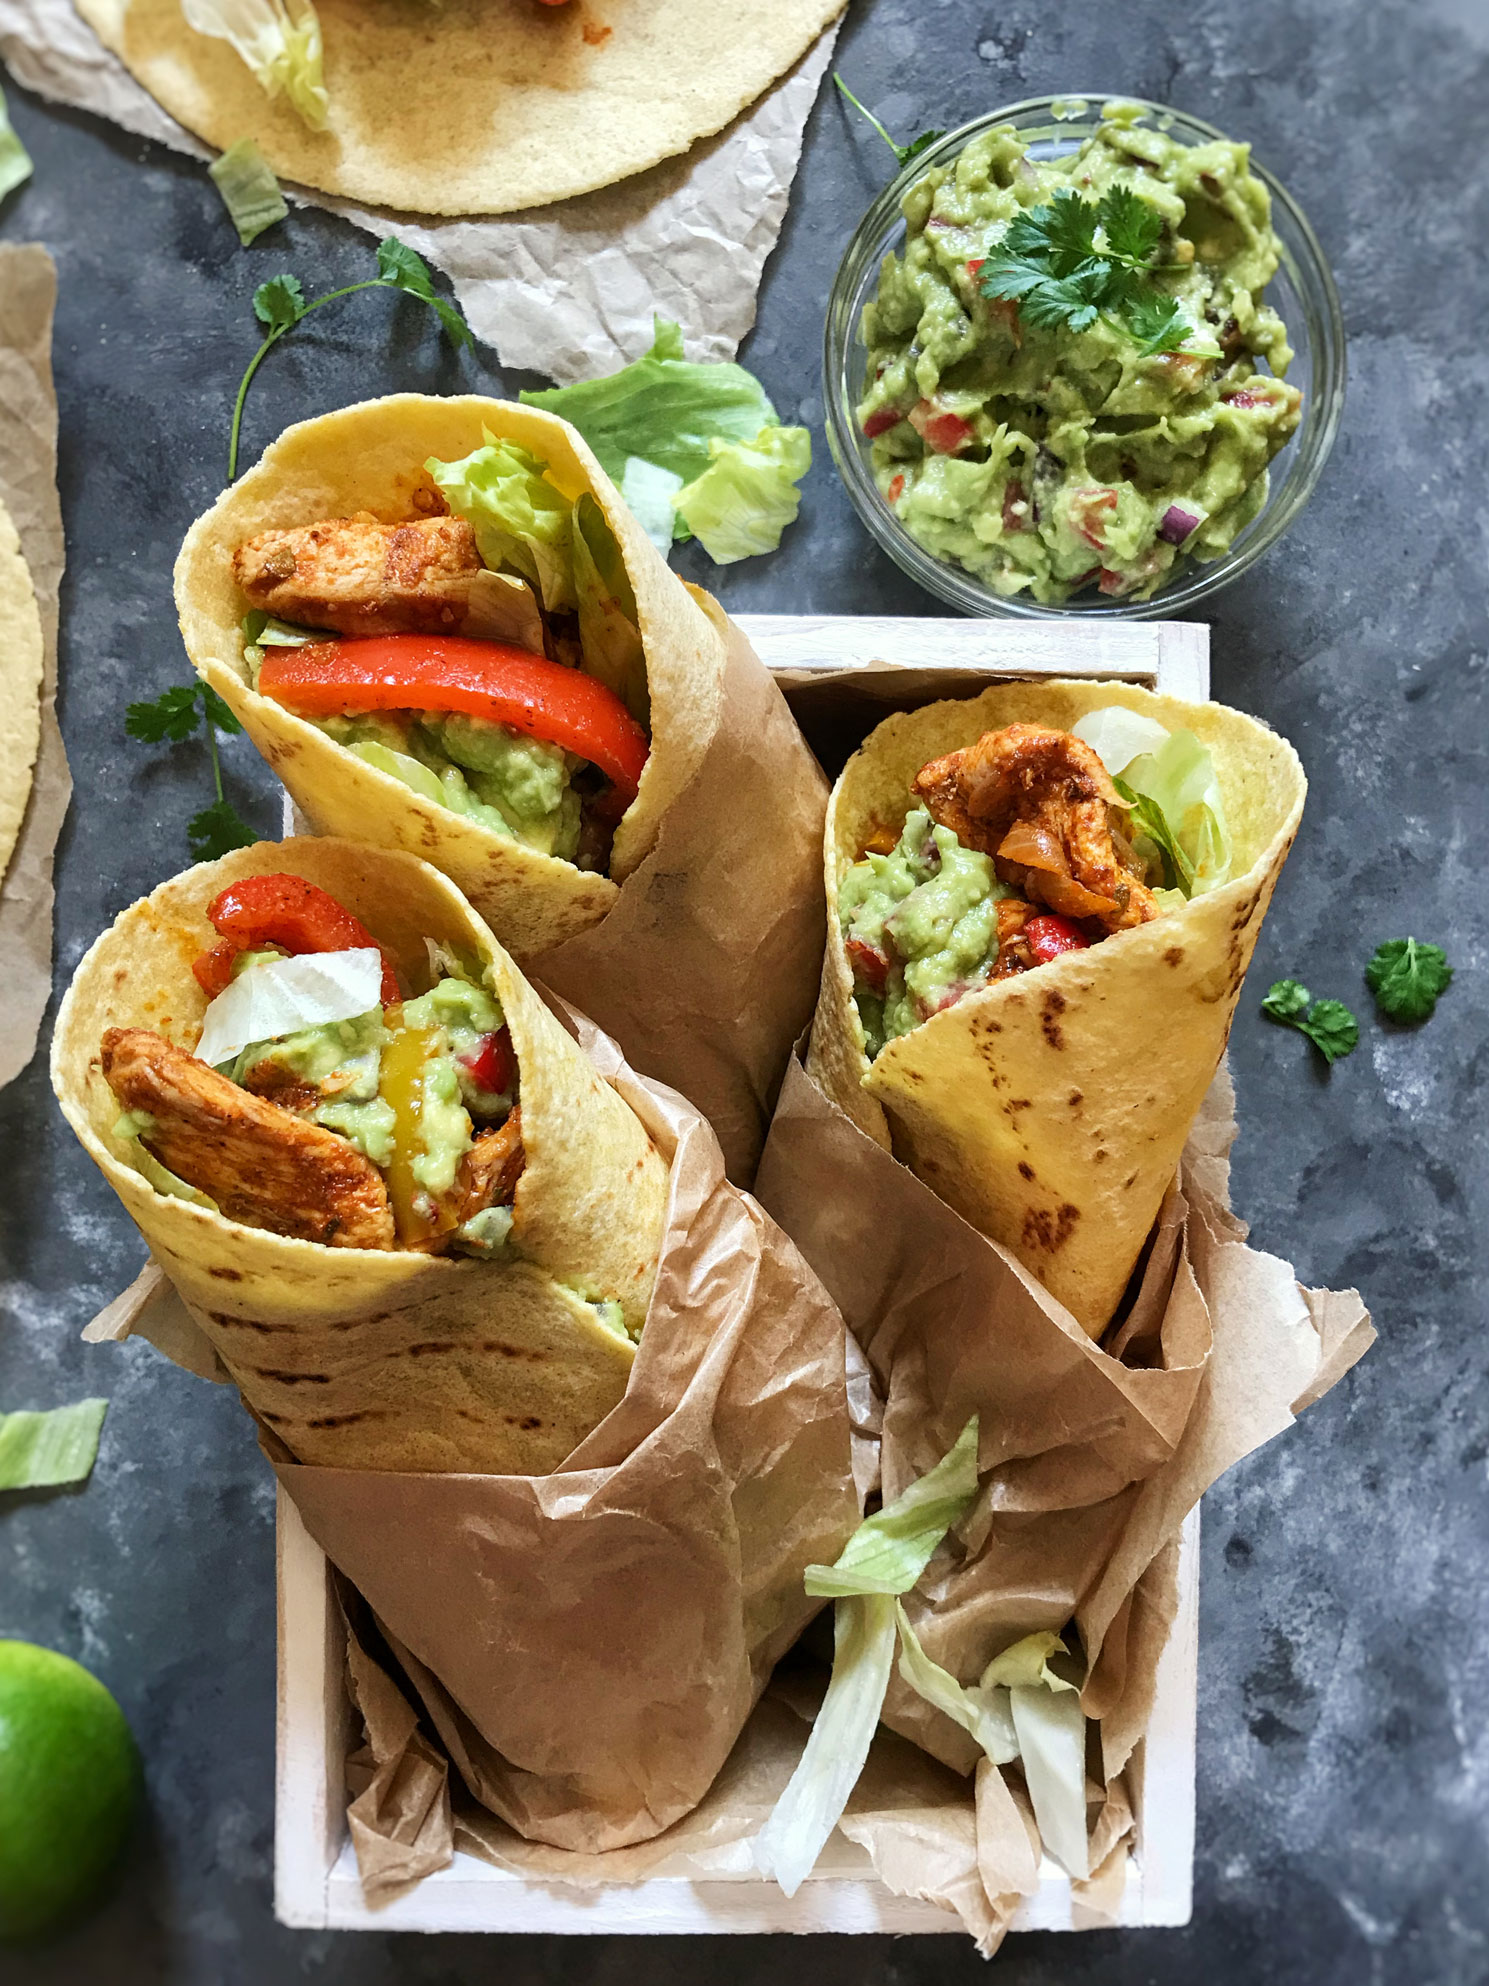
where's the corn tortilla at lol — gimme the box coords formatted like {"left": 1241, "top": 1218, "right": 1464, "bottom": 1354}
{"left": 808, "top": 681, "right": 1306, "bottom": 1338}
{"left": 0, "top": 498, "right": 43, "bottom": 889}
{"left": 52, "top": 836, "right": 670, "bottom": 1474}
{"left": 75, "top": 0, "right": 845, "bottom": 217}
{"left": 175, "top": 395, "right": 726, "bottom": 962}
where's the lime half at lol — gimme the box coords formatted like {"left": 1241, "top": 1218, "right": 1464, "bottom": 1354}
{"left": 0, "top": 1640, "right": 139, "bottom": 1943}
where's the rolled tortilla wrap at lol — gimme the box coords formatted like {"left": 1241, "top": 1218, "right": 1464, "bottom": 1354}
{"left": 174, "top": 396, "right": 726, "bottom": 960}
{"left": 52, "top": 837, "right": 669, "bottom": 1474}
{"left": 808, "top": 680, "right": 1305, "bottom": 1337}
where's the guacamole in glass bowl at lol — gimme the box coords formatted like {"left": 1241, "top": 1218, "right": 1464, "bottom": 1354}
{"left": 825, "top": 98, "right": 1345, "bottom": 619}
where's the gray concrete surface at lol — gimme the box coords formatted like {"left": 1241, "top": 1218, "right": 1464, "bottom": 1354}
{"left": 1, "top": 0, "right": 1485, "bottom": 1977}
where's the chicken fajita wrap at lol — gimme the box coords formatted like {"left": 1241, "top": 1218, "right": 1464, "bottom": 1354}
{"left": 175, "top": 396, "right": 725, "bottom": 960}
{"left": 809, "top": 680, "right": 1305, "bottom": 1336}
{"left": 52, "top": 837, "right": 669, "bottom": 1474}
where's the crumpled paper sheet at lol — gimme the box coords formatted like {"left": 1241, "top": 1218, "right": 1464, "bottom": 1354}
{"left": 0, "top": 244, "right": 70, "bottom": 1089}
{"left": 88, "top": 998, "right": 865, "bottom": 1859}
{"left": 751, "top": 1055, "right": 1375, "bottom": 1950}
{"left": 0, "top": 4, "right": 838, "bottom": 379}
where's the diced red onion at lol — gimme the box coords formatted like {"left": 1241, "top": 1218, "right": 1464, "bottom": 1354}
{"left": 1158, "top": 504, "right": 1202, "bottom": 545}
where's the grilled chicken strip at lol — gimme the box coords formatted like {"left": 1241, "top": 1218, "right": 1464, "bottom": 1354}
{"left": 912, "top": 723, "right": 1159, "bottom": 933}
{"left": 234, "top": 513, "right": 484, "bottom": 637}
{"left": 102, "top": 1027, "right": 395, "bottom": 1249}
{"left": 453, "top": 1108, "right": 525, "bottom": 1226}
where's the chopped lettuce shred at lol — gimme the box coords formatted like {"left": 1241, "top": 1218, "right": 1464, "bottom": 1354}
{"left": 0, "top": 1399, "right": 108, "bottom": 1491}
{"left": 1072, "top": 705, "right": 1232, "bottom": 896}
{"left": 208, "top": 137, "right": 288, "bottom": 245}
{"left": 182, "top": 0, "right": 329, "bottom": 130}
{"left": 518, "top": 317, "right": 810, "bottom": 564}
{"left": 673, "top": 425, "right": 811, "bottom": 564}
{"left": 0, "top": 83, "right": 33, "bottom": 204}
{"left": 754, "top": 1416, "right": 1094, "bottom": 1892}
{"left": 427, "top": 433, "right": 577, "bottom": 614}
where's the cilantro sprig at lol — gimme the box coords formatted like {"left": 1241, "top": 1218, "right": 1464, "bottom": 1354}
{"left": 1261, "top": 979, "right": 1359, "bottom": 1066}
{"left": 125, "top": 682, "right": 257, "bottom": 861}
{"left": 229, "top": 238, "right": 472, "bottom": 482}
{"left": 980, "top": 186, "right": 1217, "bottom": 357}
{"left": 1365, "top": 939, "right": 1453, "bottom": 1024}
{"left": 834, "top": 74, "right": 944, "bottom": 169}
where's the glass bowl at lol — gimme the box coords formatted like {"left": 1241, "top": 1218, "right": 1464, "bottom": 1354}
{"left": 823, "top": 95, "right": 1346, "bottom": 620}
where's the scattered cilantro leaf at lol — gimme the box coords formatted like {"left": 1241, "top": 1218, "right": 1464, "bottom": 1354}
{"left": 1124, "top": 291, "right": 1194, "bottom": 358}
{"left": 125, "top": 684, "right": 203, "bottom": 745}
{"left": 188, "top": 799, "right": 257, "bottom": 862}
{"left": 126, "top": 683, "right": 257, "bottom": 861}
{"left": 229, "top": 246, "right": 472, "bottom": 481}
{"left": 253, "top": 273, "right": 306, "bottom": 334}
{"left": 1365, "top": 939, "right": 1453, "bottom": 1024}
{"left": 1097, "top": 183, "right": 1162, "bottom": 265}
{"left": 1262, "top": 979, "right": 1359, "bottom": 1065}
{"left": 834, "top": 74, "right": 943, "bottom": 170}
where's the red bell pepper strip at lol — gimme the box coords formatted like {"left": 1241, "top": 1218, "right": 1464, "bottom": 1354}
{"left": 460, "top": 1027, "right": 516, "bottom": 1098}
{"left": 1022, "top": 914, "right": 1091, "bottom": 965}
{"left": 256, "top": 636, "right": 650, "bottom": 825}
{"left": 198, "top": 873, "right": 402, "bottom": 1005}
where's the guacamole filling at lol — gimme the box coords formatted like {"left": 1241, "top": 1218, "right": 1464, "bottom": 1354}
{"left": 839, "top": 711, "right": 1230, "bottom": 1057}
{"left": 856, "top": 104, "right": 1302, "bottom": 603}
{"left": 235, "top": 437, "right": 651, "bottom": 874}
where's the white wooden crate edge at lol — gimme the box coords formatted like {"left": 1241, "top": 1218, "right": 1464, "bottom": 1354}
{"left": 275, "top": 612, "right": 1211, "bottom": 1936}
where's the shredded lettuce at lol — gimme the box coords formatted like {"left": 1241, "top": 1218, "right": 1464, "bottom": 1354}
{"left": 572, "top": 495, "right": 648, "bottom": 723}
{"left": 519, "top": 316, "right": 779, "bottom": 492}
{"left": 672, "top": 425, "right": 811, "bottom": 564}
{"left": 0, "top": 84, "right": 33, "bottom": 205}
{"left": 182, "top": 0, "right": 329, "bottom": 130}
{"left": 753, "top": 1419, "right": 981, "bottom": 1895}
{"left": 195, "top": 948, "right": 385, "bottom": 1067}
{"left": 208, "top": 137, "right": 287, "bottom": 245}
{"left": 619, "top": 458, "right": 686, "bottom": 555}
{"left": 756, "top": 1419, "right": 1095, "bottom": 1894}
{"left": 0, "top": 1400, "right": 107, "bottom": 1490}
{"left": 427, "top": 434, "right": 576, "bottom": 614}
{"left": 1073, "top": 705, "right": 1232, "bottom": 896}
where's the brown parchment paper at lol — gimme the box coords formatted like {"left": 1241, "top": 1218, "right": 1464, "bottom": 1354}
{"left": 0, "top": 244, "right": 70, "bottom": 1088}
{"left": 750, "top": 1051, "right": 1373, "bottom": 1948}
{"left": 87, "top": 1001, "right": 863, "bottom": 1855}
{"left": 528, "top": 594, "right": 827, "bottom": 1186}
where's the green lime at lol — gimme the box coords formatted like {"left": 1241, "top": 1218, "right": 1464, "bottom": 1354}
{"left": 0, "top": 1640, "right": 139, "bottom": 1943}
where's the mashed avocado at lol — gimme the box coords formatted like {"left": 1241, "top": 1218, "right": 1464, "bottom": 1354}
{"left": 856, "top": 104, "right": 1302, "bottom": 602}
{"left": 839, "top": 809, "right": 1013, "bottom": 1057}
{"left": 315, "top": 712, "right": 583, "bottom": 862}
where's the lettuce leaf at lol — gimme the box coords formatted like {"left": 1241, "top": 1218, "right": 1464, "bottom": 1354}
{"left": 181, "top": 0, "right": 329, "bottom": 130}
{"left": 0, "top": 1400, "right": 107, "bottom": 1490}
{"left": 1071, "top": 705, "right": 1171, "bottom": 776}
{"left": 1070, "top": 706, "right": 1231, "bottom": 897}
{"left": 619, "top": 457, "right": 686, "bottom": 555}
{"left": 0, "top": 84, "right": 33, "bottom": 205}
{"left": 1008, "top": 1681, "right": 1090, "bottom": 1879}
{"left": 895, "top": 1605, "right": 1018, "bottom": 1763}
{"left": 519, "top": 317, "right": 779, "bottom": 492}
{"left": 195, "top": 948, "right": 384, "bottom": 1067}
{"left": 804, "top": 1415, "right": 980, "bottom": 1599}
{"left": 572, "top": 496, "right": 648, "bottom": 724}
{"left": 672, "top": 426, "right": 811, "bottom": 564}
{"left": 427, "top": 434, "right": 576, "bottom": 614}
{"left": 208, "top": 137, "right": 287, "bottom": 245}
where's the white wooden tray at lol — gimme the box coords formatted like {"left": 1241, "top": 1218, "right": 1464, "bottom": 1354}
{"left": 275, "top": 613, "right": 1211, "bottom": 1935}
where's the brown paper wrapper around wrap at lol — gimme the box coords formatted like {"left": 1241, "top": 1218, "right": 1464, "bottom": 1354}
{"left": 177, "top": 398, "right": 827, "bottom": 1183}
{"left": 749, "top": 1053, "right": 1374, "bottom": 1949}
{"left": 87, "top": 1005, "right": 864, "bottom": 1856}
{"left": 0, "top": 245, "right": 71, "bottom": 1089}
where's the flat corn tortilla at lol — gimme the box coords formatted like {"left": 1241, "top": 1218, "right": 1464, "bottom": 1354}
{"left": 175, "top": 395, "right": 726, "bottom": 962}
{"left": 75, "top": 0, "right": 845, "bottom": 217}
{"left": 52, "top": 836, "right": 670, "bottom": 1473}
{"left": 0, "top": 498, "right": 43, "bottom": 888}
{"left": 808, "top": 680, "right": 1306, "bottom": 1339}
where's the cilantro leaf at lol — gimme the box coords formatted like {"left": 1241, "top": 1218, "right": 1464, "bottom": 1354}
{"left": 125, "top": 685, "right": 203, "bottom": 745}
{"left": 833, "top": 75, "right": 943, "bottom": 170}
{"left": 1123, "top": 291, "right": 1193, "bottom": 357}
{"left": 1365, "top": 939, "right": 1453, "bottom": 1024}
{"left": 1262, "top": 979, "right": 1359, "bottom": 1065}
{"left": 187, "top": 799, "right": 257, "bottom": 862}
{"left": 253, "top": 273, "right": 306, "bottom": 334}
{"left": 1097, "top": 184, "right": 1162, "bottom": 265}
{"left": 200, "top": 683, "right": 243, "bottom": 735}
{"left": 897, "top": 129, "right": 946, "bottom": 167}
{"left": 1261, "top": 978, "right": 1311, "bottom": 1021}
{"left": 1003, "top": 189, "right": 1098, "bottom": 276}
{"left": 376, "top": 236, "right": 433, "bottom": 294}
